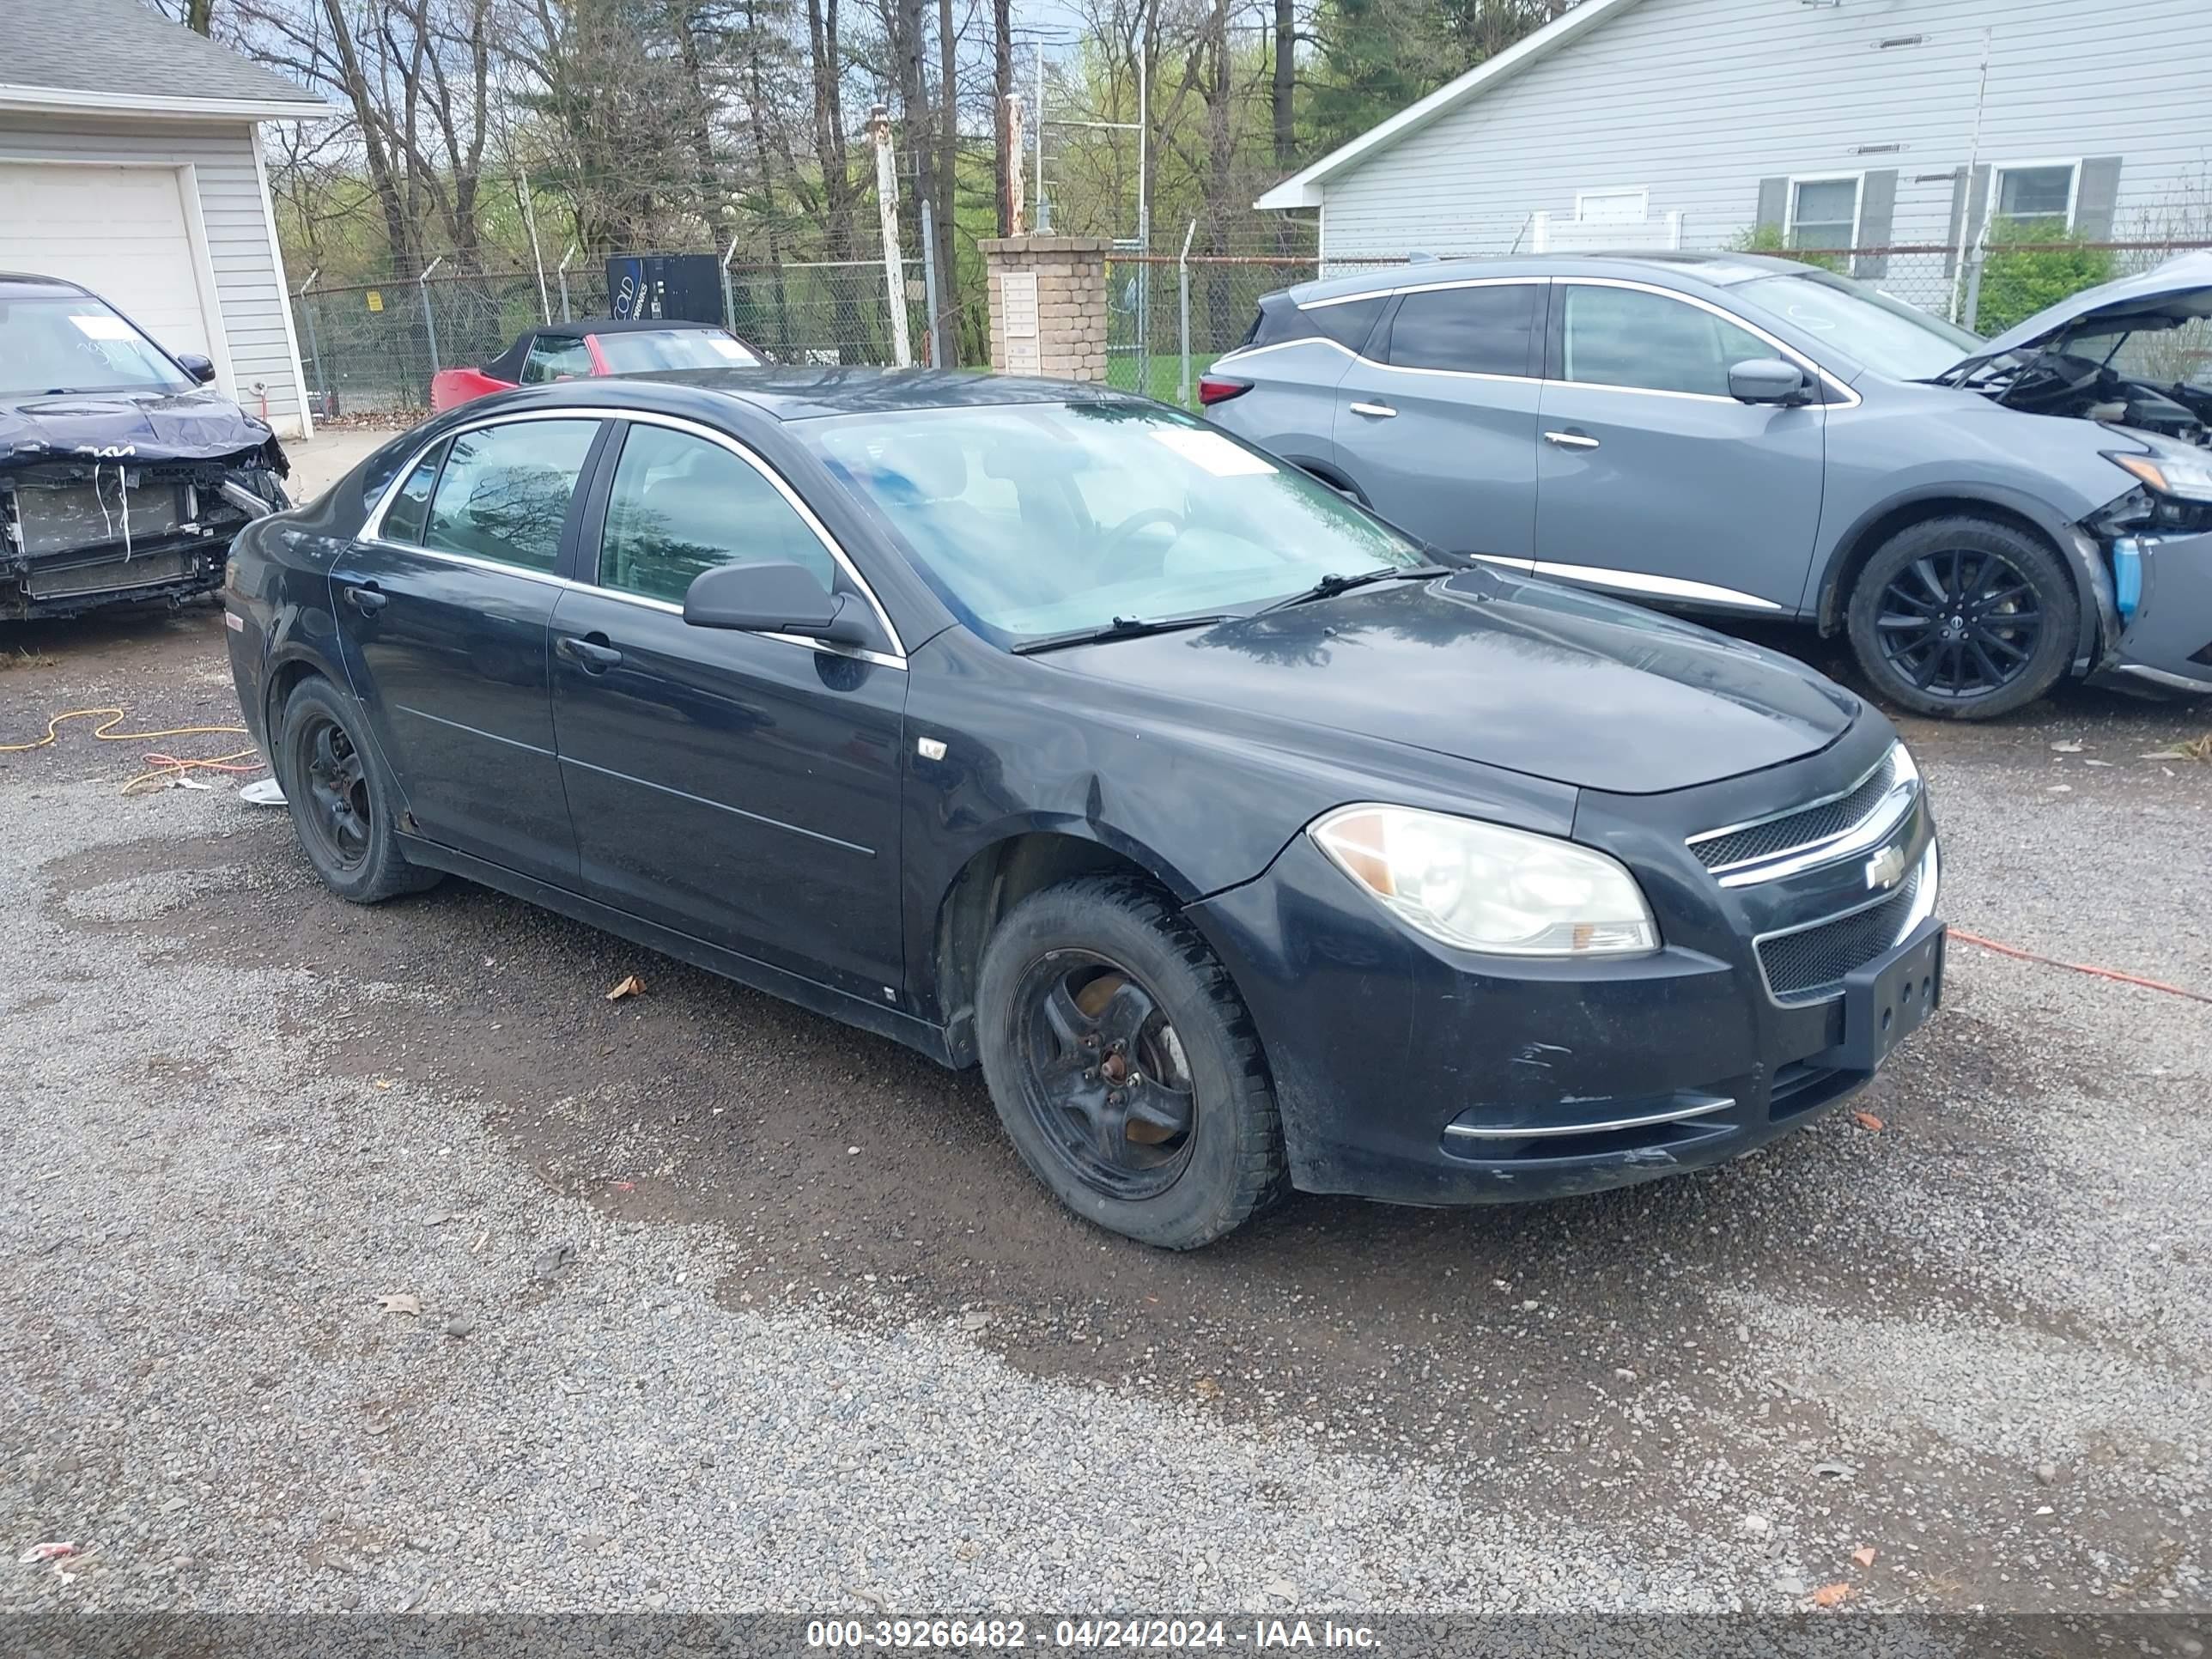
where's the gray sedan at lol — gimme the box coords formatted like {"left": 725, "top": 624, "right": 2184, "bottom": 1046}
{"left": 1204, "top": 249, "right": 2212, "bottom": 718}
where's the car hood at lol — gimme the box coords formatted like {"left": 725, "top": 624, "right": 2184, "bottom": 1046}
{"left": 1970, "top": 250, "right": 2212, "bottom": 360}
{"left": 0, "top": 387, "right": 277, "bottom": 467}
{"left": 1048, "top": 568, "right": 1858, "bottom": 795}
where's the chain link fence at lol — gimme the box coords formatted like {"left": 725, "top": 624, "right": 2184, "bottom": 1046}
{"left": 291, "top": 258, "right": 931, "bottom": 418}
{"left": 1103, "top": 234, "right": 2212, "bottom": 410}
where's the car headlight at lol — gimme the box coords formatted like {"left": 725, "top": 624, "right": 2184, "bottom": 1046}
{"left": 1310, "top": 805, "right": 1659, "bottom": 957}
{"left": 2107, "top": 449, "right": 2212, "bottom": 503}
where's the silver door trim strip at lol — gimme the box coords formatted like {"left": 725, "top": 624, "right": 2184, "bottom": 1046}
{"left": 1527, "top": 561, "right": 1785, "bottom": 611}
{"left": 557, "top": 752, "right": 876, "bottom": 856}
{"left": 1445, "top": 1092, "right": 1735, "bottom": 1140}
{"left": 394, "top": 702, "right": 556, "bottom": 756}
{"left": 358, "top": 404, "right": 908, "bottom": 666}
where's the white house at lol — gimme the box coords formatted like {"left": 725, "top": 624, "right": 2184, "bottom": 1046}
{"left": 0, "top": 0, "right": 330, "bottom": 437}
{"left": 1259, "top": 0, "right": 2212, "bottom": 302}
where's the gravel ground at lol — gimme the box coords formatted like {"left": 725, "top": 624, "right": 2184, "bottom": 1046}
{"left": 1, "top": 536, "right": 2208, "bottom": 1621}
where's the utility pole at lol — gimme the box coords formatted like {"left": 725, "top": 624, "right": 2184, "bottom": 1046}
{"left": 871, "top": 105, "right": 915, "bottom": 368}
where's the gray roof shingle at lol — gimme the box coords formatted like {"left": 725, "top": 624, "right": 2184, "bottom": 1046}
{"left": 0, "top": 0, "right": 329, "bottom": 114}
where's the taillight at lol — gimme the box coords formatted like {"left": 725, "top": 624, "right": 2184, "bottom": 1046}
{"left": 1198, "top": 375, "right": 1252, "bottom": 406}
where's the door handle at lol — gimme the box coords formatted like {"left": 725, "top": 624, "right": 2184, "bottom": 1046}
{"left": 557, "top": 634, "right": 623, "bottom": 673}
{"left": 343, "top": 581, "right": 387, "bottom": 615}
{"left": 1543, "top": 429, "right": 1601, "bottom": 450}
{"left": 1348, "top": 401, "right": 1396, "bottom": 418}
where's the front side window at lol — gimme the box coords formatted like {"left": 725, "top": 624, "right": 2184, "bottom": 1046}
{"left": 0, "top": 295, "right": 193, "bottom": 398}
{"left": 522, "top": 336, "right": 594, "bottom": 384}
{"left": 380, "top": 441, "right": 447, "bottom": 544}
{"left": 1995, "top": 164, "right": 2076, "bottom": 232}
{"left": 803, "top": 402, "right": 1423, "bottom": 646}
{"left": 1385, "top": 284, "right": 1540, "bottom": 376}
{"left": 1559, "top": 285, "right": 1772, "bottom": 398}
{"left": 599, "top": 424, "right": 835, "bottom": 605}
{"left": 1790, "top": 177, "right": 1861, "bottom": 253}
{"left": 422, "top": 419, "right": 600, "bottom": 573}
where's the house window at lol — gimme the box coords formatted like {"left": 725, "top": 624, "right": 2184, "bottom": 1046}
{"left": 1576, "top": 186, "right": 1648, "bottom": 223}
{"left": 1789, "top": 175, "right": 1863, "bottom": 253}
{"left": 1993, "top": 162, "right": 2078, "bottom": 232}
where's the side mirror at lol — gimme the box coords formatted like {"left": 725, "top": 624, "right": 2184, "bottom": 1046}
{"left": 683, "top": 560, "right": 871, "bottom": 646}
{"left": 176, "top": 353, "right": 219, "bottom": 386}
{"left": 1728, "top": 357, "right": 1813, "bottom": 406}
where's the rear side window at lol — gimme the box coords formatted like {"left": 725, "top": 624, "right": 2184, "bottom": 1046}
{"left": 422, "top": 418, "right": 600, "bottom": 573}
{"left": 522, "top": 336, "right": 594, "bottom": 384}
{"left": 379, "top": 441, "right": 446, "bottom": 544}
{"left": 1243, "top": 293, "right": 1385, "bottom": 356}
{"left": 1384, "top": 284, "right": 1540, "bottom": 375}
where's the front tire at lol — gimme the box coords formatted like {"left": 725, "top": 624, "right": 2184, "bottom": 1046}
{"left": 975, "top": 875, "right": 1287, "bottom": 1249}
{"left": 276, "top": 677, "right": 440, "bottom": 904}
{"left": 1844, "top": 516, "right": 2077, "bottom": 719}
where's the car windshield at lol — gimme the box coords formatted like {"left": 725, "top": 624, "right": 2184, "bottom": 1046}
{"left": 802, "top": 402, "right": 1427, "bottom": 645}
{"left": 0, "top": 295, "right": 193, "bottom": 397}
{"left": 1734, "top": 271, "right": 1983, "bottom": 380}
{"left": 594, "top": 328, "right": 764, "bottom": 373}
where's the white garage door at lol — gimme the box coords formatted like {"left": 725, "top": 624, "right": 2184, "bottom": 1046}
{"left": 0, "top": 162, "right": 221, "bottom": 375}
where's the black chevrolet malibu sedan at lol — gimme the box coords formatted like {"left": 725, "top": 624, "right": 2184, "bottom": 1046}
{"left": 222, "top": 369, "right": 1943, "bottom": 1248}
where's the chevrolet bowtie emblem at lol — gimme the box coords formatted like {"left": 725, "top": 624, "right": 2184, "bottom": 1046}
{"left": 1864, "top": 845, "right": 1907, "bottom": 891}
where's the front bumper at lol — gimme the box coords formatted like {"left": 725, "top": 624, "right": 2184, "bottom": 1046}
{"left": 1187, "top": 725, "right": 1942, "bottom": 1206}
{"left": 2095, "top": 528, "right": 2212, "bottom": 694}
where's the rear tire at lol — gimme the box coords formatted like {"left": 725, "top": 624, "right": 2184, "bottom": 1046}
{"left": 276, "top": 677, "right": 441, "bottom": 904}
{"left": 975, "top": 875, "right": 1287, "bottom": 1249}
{"left": 1844, "top": 515, "right": 2077, "bottom": 720}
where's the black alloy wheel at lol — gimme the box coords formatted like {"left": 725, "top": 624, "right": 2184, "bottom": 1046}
{"left": 295, "top": 710, "right": 373, "bottom": 875}
{"left": 1874, "top": 546, "right": 2043, "bottom": 702}
{"left": 1012, "top": 951, "right": 1198, "bottom": 1201}
{"left": 1845, "top": 515, "right": 2077, "bottom": 720}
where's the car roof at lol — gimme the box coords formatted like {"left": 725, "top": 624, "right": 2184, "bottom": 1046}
{"left": 561, "top": 366, "right": 1149, "bottom": 422}
{"left": 0, "top": 271, "right": 95, "bottom": 300}
{"left": 1287, "top": 249, "right": 1814, "bottom": 307}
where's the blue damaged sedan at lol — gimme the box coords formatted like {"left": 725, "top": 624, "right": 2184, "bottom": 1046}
{"left": 222, "top": 370, "right": 1943, "bottom": 1248}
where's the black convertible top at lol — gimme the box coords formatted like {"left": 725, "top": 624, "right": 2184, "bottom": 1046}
{"left": 480, "top": 316, "right": 726, "bottom": 382}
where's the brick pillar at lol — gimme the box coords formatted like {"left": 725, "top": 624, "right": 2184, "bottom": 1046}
{"left": 979, "top": 235, "right": 1108, "bottom": 381}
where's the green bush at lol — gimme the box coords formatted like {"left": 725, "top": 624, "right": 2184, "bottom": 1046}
{"left": 1725, "top": 223, "right": 1847, "bottom": 275}
{"left": 1972, "top": 221, "right": 2116, "bottom": 336}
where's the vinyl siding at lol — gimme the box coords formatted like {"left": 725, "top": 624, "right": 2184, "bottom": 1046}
{"left": 0, "top": 115, "right": 307, "bottom": 435}
{"left": 1316, "top": 0, "right": 2212, "bottom": 269}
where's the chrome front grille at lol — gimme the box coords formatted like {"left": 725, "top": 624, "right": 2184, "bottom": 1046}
{"left": 1692, "top": 750, "right": 1898, "bottom": 872}
{"left": 1756, "top": 860, "right": 1923, "bottom": 1005}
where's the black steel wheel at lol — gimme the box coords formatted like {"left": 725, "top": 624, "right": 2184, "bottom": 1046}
{"left": 276, "top": 677, "right": 441, "bottom": 904}
{"left": 1846, "top": 516, "right": 2077, "bottom": 720}
{"left": 1012, "top": 951, "right": 1198, "bottom": 1201}
{"left": 975, "top": 875, "right": 1286, "bottom": 1249}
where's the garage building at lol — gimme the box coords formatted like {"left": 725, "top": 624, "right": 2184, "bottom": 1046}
{"left": 0, "top": 0, "right": 328, "bottom": 439}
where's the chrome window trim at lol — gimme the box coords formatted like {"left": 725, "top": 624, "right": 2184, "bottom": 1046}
{"left": 356, "top": 404, "right": 908, "bottom": 670}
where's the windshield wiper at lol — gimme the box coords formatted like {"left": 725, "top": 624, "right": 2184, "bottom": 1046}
{"left": 1260, "top": 563, "right": 1449, "bottom": 614}
{"left": 1012, "top": 613, "right": 1237, "bottom": 656}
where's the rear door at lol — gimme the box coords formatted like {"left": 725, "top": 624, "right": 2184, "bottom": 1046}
{"left": 1328, "top": 279, "right": 1546, "bottom": 562}
{"left": 1532, "top": 279, "right": 1826, "bottom": 612}
{"left": 548, "top": 416, "right": 909, "bottom": 1000}
{"left": 329, "top": 412, "right": 606, "bottom": 884}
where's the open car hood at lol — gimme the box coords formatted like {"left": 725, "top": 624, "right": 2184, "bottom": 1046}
{"left": 1970, "top": 250, "right": 2212, "bottom": 361}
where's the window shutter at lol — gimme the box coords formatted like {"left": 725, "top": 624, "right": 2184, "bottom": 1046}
{"left": 1756, "top": 177, "right": 1789, "bottom": 234}
{"left": 1856, "top": 170, "right": 1898, "bottom": 278}
{"left": 2075, "top": 156, "right": 2124, "bottom": 240}
{"left": 1947, "top": 164, "right": 1990, "bottom": 276}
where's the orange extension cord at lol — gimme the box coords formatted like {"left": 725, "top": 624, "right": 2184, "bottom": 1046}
{"left": 1948, "top": 930, "right": 2212, "bottom": 1006}
{"left": 0, "top": 706, "right": 266, "bottom": 796}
